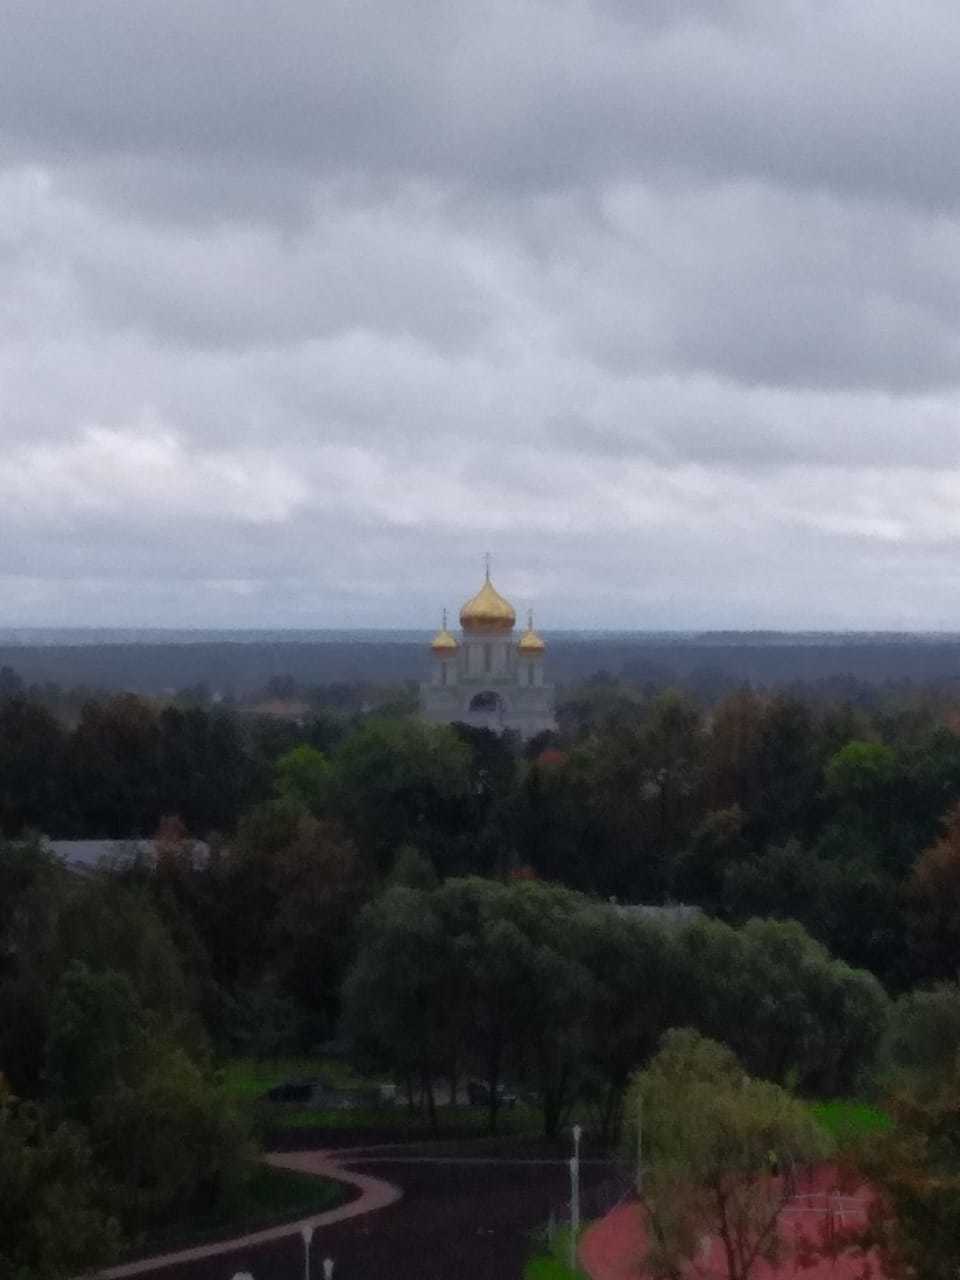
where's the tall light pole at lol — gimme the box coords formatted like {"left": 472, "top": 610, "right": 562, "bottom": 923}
{"left": 570, "top": 1123, "right": 582, "bottom": 1274}
{"left": 636, "top": 1094, "right": 644, "bottom": 1191}
{"left": 301, "top": 1223, "right": 314, "bottom": 1280}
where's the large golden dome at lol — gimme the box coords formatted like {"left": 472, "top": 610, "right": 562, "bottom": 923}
{"left": 459, "top": 568, "right": 516, "bottom": 634}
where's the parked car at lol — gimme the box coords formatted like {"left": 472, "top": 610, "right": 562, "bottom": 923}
{"left": 466, "top": 1080, "right": 518, "bottom": 1108}
{"left": 265, "top": 1078, "right": 319, "bottom": 1104}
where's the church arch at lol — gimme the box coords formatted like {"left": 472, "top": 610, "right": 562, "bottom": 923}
{"left": 469, "top": 690, "right": 505, "bottom": 713}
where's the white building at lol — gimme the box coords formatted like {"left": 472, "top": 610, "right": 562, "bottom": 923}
{"left": 420, "top": 566, "right": 556, "bottom": 739}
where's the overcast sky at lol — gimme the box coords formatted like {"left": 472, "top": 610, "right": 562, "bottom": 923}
{"left": 5, "top": 0, "right": 960, "bottom": 630}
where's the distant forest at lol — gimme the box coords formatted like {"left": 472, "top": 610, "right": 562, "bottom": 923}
{"left": 4, "top": 632, "right": 960, "bottom": 700}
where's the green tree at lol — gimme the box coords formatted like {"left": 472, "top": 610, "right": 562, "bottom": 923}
{"left": 46, "top": 963, "right": 146, "bottom": 1121}
{"left": 343, "top": 885, "right": 450, "bottom": 1133}
{"left": 156, "top": 706, "right": 257, "bottom": 834}
{"left": 346, "top": 877, "right": 595, "bottom": 1138}
{"left": 676, "top": 915, "right": 887, "bottom": 1096}
{"left": 274, "top": 744, "right": 330, "bottom": 815}
{"left": 0, "top": 838, "right": 71, "bottom": 1094}
{"left": 0, "top": 697, "right": 69, "bottom": 836}
{"left": 673, "top": 806, "right": 750, "bottom": 911}
{"left": 629, "top": 1030, "right": 830, "bottom": 1280}
{"left": 213, "top": 804, "right": 370, "bottom": 1040}
{"left": 328, "top": 719, "right": 472, "bottom": 873}
{"left": 569, "top": 690, "right": 704, "bottom": 899}
{"left": 573, "top": 906, "right": 680, "bottom": 1145}
{"left": 861, "top": 1067, "right": 960, "bottom": 1280}
{"left": 69, "top": 695, "right": 161, "bottom": 837}
{"left": 825, "top": 739, "right": 897, "bottom": 804}
{"left": 54, "top": 874, "right": 202, "bottom": 1050}
{"left": 269, "top": 816, "right": 371, "bottom": 1031}
{"left": 0, "top": 1083, "right": 120, "bottom": 1279}
{"left": 97, "top": 1045, "right": 251, "bottom": 1231}
{"left": 514, "top": 748, "right": 597, "bottom": 891}
{"left": 879, "top": 983, "right": 960, "bottom": 1094}
{"left": 388, "top": 844, "right": 439, "bottom": 890}
{"left": 907, "top": 805, "right": 960, "bottom": 983}
{"left": 753, "top": 697, "right": 822, "bottom": 846}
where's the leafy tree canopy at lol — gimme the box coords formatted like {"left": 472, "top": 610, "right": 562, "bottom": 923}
{"left": 629, "top": 1030, "right": 831, "bottom": 1280}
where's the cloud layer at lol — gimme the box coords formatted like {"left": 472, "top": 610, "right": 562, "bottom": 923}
{"left": 4, "top": 0, "right": 960, "bottom": 628}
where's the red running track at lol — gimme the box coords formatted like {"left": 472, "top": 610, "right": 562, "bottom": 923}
{"left": 579, "top": 1165, "right": 883, "bottom": 1280}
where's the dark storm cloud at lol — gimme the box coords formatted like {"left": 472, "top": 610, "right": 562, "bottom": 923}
{"left": 5, "top": 0, "right": 960, "bottom": 628}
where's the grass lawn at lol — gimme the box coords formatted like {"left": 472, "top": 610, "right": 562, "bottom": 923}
{"left": 126, "top": 1163, "right": 352, "bottom": 1261}
{"left": 243, "top": 1163, "right": 351, "bottom": 1218}
{"left": 221, "top": 1055, "right": 544, "bottom": 1138}
{"left": 524, "top": 1260, "right": 582, "bottom": 1279}
{"left": 524, "top": 1228, "right": 587, "bottom": 1279}
{"left": 268, "top": 1100, "right": 542, "bottom": 1134}
{"left": 219, "top": 1056, "right": 361, "bottom": 1101}
{"left": 810, "top": 1099, "right": 891, "bottom": 1148}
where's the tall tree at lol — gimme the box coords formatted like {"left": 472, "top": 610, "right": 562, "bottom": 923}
{"left": 861, "top": 1066, "right": 960, "bottom": 1280}
{"left": 629, "top": 1030, "right": 830, "bottom": 1280}
{"left": 0, "top": 1082, "right": 120, "bottom": 1279}
{"left": 907, "top": 804, "right": 960, "bottom": 983}
{"left": 328, "top": 719, "right": 472, "bottom": 873}
{"left": 0, "top": 696, "right": 69, "bottom": 835}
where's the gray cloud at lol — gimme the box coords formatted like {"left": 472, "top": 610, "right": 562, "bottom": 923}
{"left": 4, "top": 1, "right": 960, "bottom": 212}
{"left": 5, "top": 1, "right": 960, "bottom": 629}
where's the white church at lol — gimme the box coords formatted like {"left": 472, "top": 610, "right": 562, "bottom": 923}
{"left": 420, "top": 563, "right": 556, "bottom": 739}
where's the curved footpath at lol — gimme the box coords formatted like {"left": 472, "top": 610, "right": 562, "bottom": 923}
{"left": 95, "top": 1150, "right": 403, "bottom": 1279}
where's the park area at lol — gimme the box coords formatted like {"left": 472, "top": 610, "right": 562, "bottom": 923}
{"left": 98, "top": 1076, "right": 889, "bottom": 1280}
{"left": 107, "top": 1147, "right": 622, "bottom": 1280}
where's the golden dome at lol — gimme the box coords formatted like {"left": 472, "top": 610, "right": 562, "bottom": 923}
{"left": 431, "top": 609, "right": 459, "bottom": 655}
{"left": 518, "top": 610, "right": 546, "bottom": 655}
{"left": 459, "top": 566, "right": 516, "bottom": 634}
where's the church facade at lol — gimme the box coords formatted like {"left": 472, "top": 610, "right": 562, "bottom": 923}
{"left": 420, "top": 566, "right": 556, "bottom": 739}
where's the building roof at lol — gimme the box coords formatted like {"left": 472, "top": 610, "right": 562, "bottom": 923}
{"left": 49, "top": 839, "right": 209, "bottom": 872}
{"left": 609, "top": 902, "right": 702, "bottom": 924}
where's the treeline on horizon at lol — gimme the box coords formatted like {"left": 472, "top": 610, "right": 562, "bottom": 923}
{"left": 5, "top": 630, "right": 960, "bottom": 696}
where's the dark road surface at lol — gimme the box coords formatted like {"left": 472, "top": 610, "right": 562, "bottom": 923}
{"left": 136, "top": 1158, "right": 618, "bottom": 1280}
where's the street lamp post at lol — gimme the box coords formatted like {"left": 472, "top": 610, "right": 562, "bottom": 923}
{"left": 570, "top": 1123, "right": 582, "bottom": 1274}
{"left": 301, "top": 1224, "right": 314, "bottom": 1280}
{"left": 636, "top": 1094, "right": 643, "bottom": 1191}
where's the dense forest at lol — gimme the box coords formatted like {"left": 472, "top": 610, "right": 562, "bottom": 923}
{"left": 6, "top": 667, "right": 960, "bottom": 1274}
{"left": 3, "top": 667, "right": 960, "bottom": 994}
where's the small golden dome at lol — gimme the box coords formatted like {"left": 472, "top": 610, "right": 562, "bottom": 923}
{"left": 431, "top": 609, "right": 459, "bottom": 655}
{"left": 459, "top": 564, "right": 516, "bottom": 634}
{"left": 518, "top": 610, "right": 546, "bottom": 655}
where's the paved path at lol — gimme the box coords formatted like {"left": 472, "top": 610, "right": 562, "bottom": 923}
{"left": 95, "top": 1150, "right": 402, "bottom": 1279}
{"left": 357, "top": 1155, "right": 615, "bottom": 1166}
{"left": 96, "top": 1152, "right": 614, "bottom": 1280}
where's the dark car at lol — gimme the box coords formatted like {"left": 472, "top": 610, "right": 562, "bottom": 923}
{"left": 264, "top": 1078, "right": 318, "bottom": 1104}
{"left": 466, "top": 1080, "right": 518, "bottom": 1108}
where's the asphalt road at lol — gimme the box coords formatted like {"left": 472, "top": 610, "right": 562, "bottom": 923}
{"left": 133, "top": 1157, "right": 619, "bottom": 1280}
